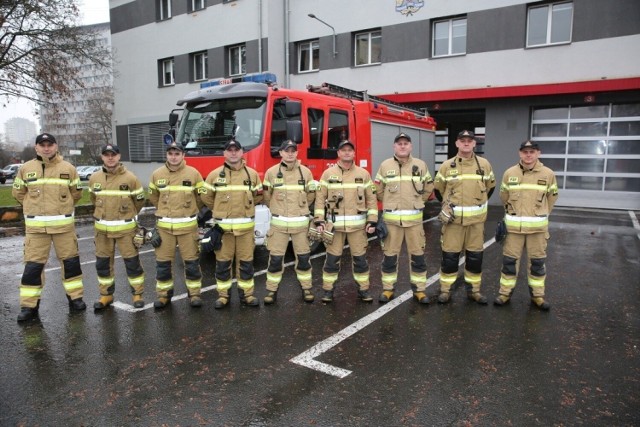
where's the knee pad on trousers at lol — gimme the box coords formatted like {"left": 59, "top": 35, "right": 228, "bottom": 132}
{"left": 501, "top": 256, "right": 517, "bottom": 275}
{"left": 530, "top": 258, "right": 546, "bottom": 277}
{"left": 22, "top": 261, "right": 45, "bottom": 286}
{"left": 184, "top": 259, "right": 202, "bottom": 280}
{"left": 63, "top": 256, "right": 82, "bottom": 279}
{"left": 381, "top": 255, "right": 398, "bottom": 273}
{"left": 352, "top": 255, "right": 368, "bottom": 273}
{"left": 410, "top": 254, "right": 427, "bottom": 273}
{"left": 296, "top": 253, "right": 311, "bottom": 271}
{"left": 268, "top": 255, "right": 284, "bottom": 273}
{"left": 215, "top": 260, "right": 232, "bottom": 281}
{"left": 465, "top": 250, "right": 483, "bottom": 274}
{"left": 123, "top": 255, "right": 144, "bottom": 278}
{"left": 324, "top": 253, "right": 341, "bottom": 273}
{"left": 239, "top": 260, "right": 254, "bottom": 280}
{"left": 441, "top": 251, "right": 460, "bottom": 274}
{"left": 95, "top": 256, "right": 111, "bottom": 278}
{"left": 156, "top": 260, "right": 172, "bottom": 281}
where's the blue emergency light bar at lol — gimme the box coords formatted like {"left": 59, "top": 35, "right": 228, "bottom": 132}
{"left": 199, "top": 72, "right": 277, "bottom": 89}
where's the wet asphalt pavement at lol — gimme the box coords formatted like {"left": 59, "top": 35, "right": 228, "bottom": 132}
{"left": 0, "top": 204, "right": 639, "bottom": 426}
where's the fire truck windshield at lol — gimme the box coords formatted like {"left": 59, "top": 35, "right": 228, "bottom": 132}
{"left": 177, "top": 96, "right": 266, "bottom": 154}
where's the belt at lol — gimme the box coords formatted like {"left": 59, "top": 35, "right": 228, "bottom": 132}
{"left": 26, "top": 214, "right": 73, "bottom": 221}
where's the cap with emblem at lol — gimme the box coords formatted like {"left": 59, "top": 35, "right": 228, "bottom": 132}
{"left": 519, "top": 140, "right": 540, "bottom": 150}
{"left": 101, "top": 144, "right": 120, "bottom": 154}
{"left": 394, "top": 133, "right": 411, "bottom": 143}
{"left": 279, "top": 140, "right": 298, "bottom": 151}
{"left": 35, "top": 133, "right": 57, "bottom": 145}
{"left": 337, "top": 140, "right": 355, "bottom": 150}
{"left": 165, "top": 141, "right": 184, "bottom": 152}
{"left": 457, "top": 130, "right": 475, "bottom": 139}
{"left": 224, "top": 139, "right": 243, "bottom": 150}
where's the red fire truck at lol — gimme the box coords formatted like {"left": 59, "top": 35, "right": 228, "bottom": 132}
{"left": 169, "top": 72, "right": 437, "bottom": 245}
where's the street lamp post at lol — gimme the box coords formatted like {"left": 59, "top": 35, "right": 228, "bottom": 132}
{"left": 308, "top": 13, "right": 337, "bottom": 58}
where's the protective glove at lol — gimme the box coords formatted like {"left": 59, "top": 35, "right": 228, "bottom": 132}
{"left": 132, "top": 226, "right": 146, "bottom": 249}
{"left": 200, "top": 224, "right": 224, "bottom": 253}
{"left": 366, "top": 221, "right": 377, "bottom": 236}
{"left": 438, "top": 203, "right": 456, "bottom": 224}
{"left": 495, "top": 219, "right": 507, "bottom": 244}
{"left": 308, "top": 222, "right": 323, "bottom": 242}
{"left": 321, "top": 222, "right": 334, "bottom": 245}
{"left": 147, "top": 228, "right": 162, "bottom": 248}
{"left": 375, "top": 220, "right": 388, "bottom": 240}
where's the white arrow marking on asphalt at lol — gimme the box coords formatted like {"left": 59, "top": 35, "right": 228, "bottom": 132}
{"left": 290, "top": 236, "right": 496, "bottom": 378}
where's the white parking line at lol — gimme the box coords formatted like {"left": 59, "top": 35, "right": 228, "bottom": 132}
{"left": 290, "top": 236, "right": 497, "bottom": 378}
{"left": 629, "top": 211, "right": 640, "bottom": 240}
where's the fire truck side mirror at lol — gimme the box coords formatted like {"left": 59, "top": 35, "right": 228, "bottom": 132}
{"left": 286, "top": 120, "right": 303, "bottom": 143}
{"left": 285, "top": 100, "right": 301, "bottom": 117}
{"left": 169, "top": 112, "right": 179, "bottom": 127}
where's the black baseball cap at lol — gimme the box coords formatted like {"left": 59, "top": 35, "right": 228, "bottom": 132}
{"left": 165, "top": 141, "right": 184, "bottom": 152}
{"left": 35, "top": 133, "right": 57, "bottom": 145}
{"left": 101, "top": 144, "right": 120, "bottom": 154}
{"left": 519, "top": 140, "right": 540, "bottom": 150}
{"left": 337, "top": 140, "right": 355, "bottom": 150}
{"left": 279, "top": 140, "right": 298, "bottom": 151}
{"left": 224, "top": 139, "right": 243, "bottom": 150}
{"left": 457, "top": 130, "right": 475, "bottom": 139}
{"left": 394, "top": 133, "right": 411, "bottom": 143}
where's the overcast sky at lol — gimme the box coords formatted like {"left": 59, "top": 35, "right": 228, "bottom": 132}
{"left": 0, "top": 0, "right": 111, "bottom": 134}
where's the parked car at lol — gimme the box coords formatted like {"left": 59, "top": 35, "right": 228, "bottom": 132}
{"left": 78, "top": 165, "right": 101, "bottom": 180}
{"left": 0, "top": 164, "right": 21, "bottom": 183}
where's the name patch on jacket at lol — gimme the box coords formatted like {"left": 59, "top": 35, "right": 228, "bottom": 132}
{"left": 119, "top": 184, "right": 129, "bottom": 191}
{"left": 60, "top": 173, "right": 70, "bottom": 179}
{"left": 537, "top": 180, "right": 547, "bottom": 186}
{"left": 182, "top": 180, "right": 192, "bottom": 187}
{"left": 355, "top": 178, "right": 364, "bottom": 183}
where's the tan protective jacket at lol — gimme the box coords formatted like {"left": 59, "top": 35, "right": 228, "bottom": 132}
{"left": 263, "top": 160, "right": 316, "bottom": 233}
{"left": 375, "top": 155, "right": 434, "bottom": 227}
{"left": 201, "top": 160, "right": 262, "bottom": 235}
{"left": 12, "top": 153, "right": 82, "bottom": 234}
{"left": 500, "top": 160, "right": 559, "bottom": 234}
{"left": 434, "top": 154, "right": 496, "bottom": 226}
{"left": 315, "top": 162, "right": 378, "bottom": 232}
{"left": 148, "top": 160, "right": 204, "bottom": 233}
{"left": 89, "top": 164, "right": 146, "bottom": 236}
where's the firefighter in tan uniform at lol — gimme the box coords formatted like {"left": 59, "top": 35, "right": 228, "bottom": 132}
{"left": 374, "top": 133, "right": 434, "bottom": 304}
{"left": 201, "top": 139, "right": 263, "bottom": 309}
{"left": 262, "top": 140, "right": 317, "bottom": 304}
{"left": 434, "top": 130, "right": 496, "bottom": 305}
{"left": 89, "top": 144, "right": 147, "bottom": 310}
{"left": 148, "top": 141, "right": 205, "bottom": 309}
{"left": 495, "top": 141, "right": 559, "bottom": 310}
{"left": 13, "top": 133, "right": 86, "bottom": 322}
{"left": 314, "top": 140, "right": 378, "bottom": 303}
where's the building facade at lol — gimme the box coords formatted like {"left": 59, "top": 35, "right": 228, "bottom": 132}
{"left": 110, "top": 0, "right": 640, "bottom": 209}
{"left": 4, "top": 117, "right": 37, "bottom": 147}
{"left": 39, "top": 22, "right": 113, "bottom": 165}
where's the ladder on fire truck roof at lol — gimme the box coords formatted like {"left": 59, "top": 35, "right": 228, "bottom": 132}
{"left": 307, "top": 82, "right": 429, "bottom": 119}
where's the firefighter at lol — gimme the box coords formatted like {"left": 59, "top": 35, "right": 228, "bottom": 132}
{"left": 262, "top": 140, "right": 317, "bottom": 304}
{"left": 374, "top": 133, "right": 434, "bottom": 304}
{"left": 201, "top": 139, "right": 263, "bottom": 308}
{"left": 314, "top": 140, "right": 378, "bottom": 303}
{"left": 89, "top": 144, "right": 147, "bottom": 310}
{"left": 13, "top": 133, "right": 86, "bottom": 322}
{"left": 148, "top": 141, "right": 205, "bottom": 309}
{"left": 495, "top": 140, "right": 559, "bottom": 310}
{"left": 434, "top": 130, "right": 496, "bottom": 305}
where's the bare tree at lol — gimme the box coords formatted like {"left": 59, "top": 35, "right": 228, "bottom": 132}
{"left": 0, "top": 0, "right": 111, "bottom": 113}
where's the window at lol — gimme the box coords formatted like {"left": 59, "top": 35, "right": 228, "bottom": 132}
{"left": 192, "top": 51, "right": 208, "bottom": 81}
{"left": 354, "top": 30, "right": 381, "bottom": 66}
{"left": 527, "top": 1, "right": 573, "bottom": 47}
{"left": 159, "top": 58, "right": 174, "bottom": 86}
{"left": 158, "top": 0, "right": 172, "bottom": 20}
{"left": 433, "top": 17, "right": 467, "bottom": 57}
{"left": 228, "top": 44, "right": 246, "bottom": 76}
{"left": 298, "top": 40, "right": 319, "bottom": 73}
{"left": 191, "top": 0, "right": 205, "bottom": 12}
{"left": 328, "top": 110, "right": 349, "bottom": 149}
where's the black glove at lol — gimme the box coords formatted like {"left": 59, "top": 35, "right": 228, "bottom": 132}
{"left": 366, "top": 221, "right": 377, "bottom": 236}
{"left": 147, "top": 228, "right": 162, "bottom": 248}
{"left": 375, "top": 220, "right": 388, "bottom": 240}
{"left": 200, "top": 224, "right": 224, "bottom": 253}
{"left": 495, "top": 219, "right": 507, "bottom": 243}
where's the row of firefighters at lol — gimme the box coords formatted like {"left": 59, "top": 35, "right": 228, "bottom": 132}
{"left": 12, "top": 130, "right": 558, "bottom": 323}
